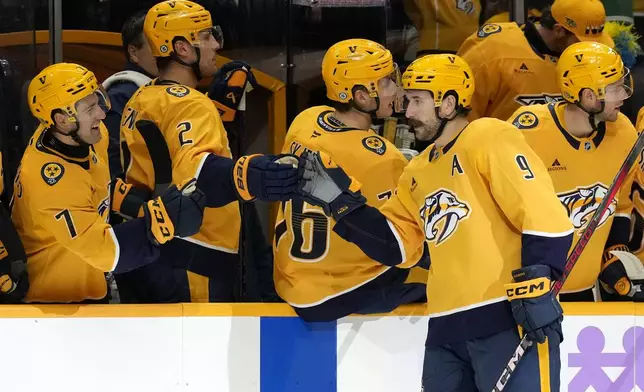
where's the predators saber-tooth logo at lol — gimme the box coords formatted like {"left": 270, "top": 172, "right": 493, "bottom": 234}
{"left": 514, "top": 93, "right": 563, "bottom": 106}
{"left": 559, "top": 183, "right": 616, "bottom": 231}
{"left": 420, "top": 189, "right": 470, "bottom": 245}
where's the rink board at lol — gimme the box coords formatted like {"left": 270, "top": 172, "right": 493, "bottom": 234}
{"left": 0, "top": 302, "right": 639, "bottom": 392}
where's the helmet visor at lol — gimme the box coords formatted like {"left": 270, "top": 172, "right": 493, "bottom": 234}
{"left": 96, "top": 85, "right": 111, "bottom": 113}
{"left": 604, "top": 67, "right": 633, "bottom": 102}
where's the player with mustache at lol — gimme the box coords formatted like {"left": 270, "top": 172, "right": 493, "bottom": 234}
{"left": 296, "top": 54, "right": 572, "bottom": 391}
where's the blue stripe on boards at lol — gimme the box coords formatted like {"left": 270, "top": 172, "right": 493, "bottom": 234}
{"left": 260, "top": 317, "right": 337, "bottom": 392}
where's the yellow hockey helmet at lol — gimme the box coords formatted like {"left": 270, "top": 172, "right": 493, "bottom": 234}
{"left": 28, "top": 63, "right": 110, "bottom": 127}
{"left": 322, "top": 38, "right": 399, "bottom": 103}
{"left": 144, "top": 0, "right": 222, "bottom": 58}
{"left": 402, "top": 54, "right": 474, "bottom": 108}
{"left": 557, "top": 41, "right": 632, "bottom": 104}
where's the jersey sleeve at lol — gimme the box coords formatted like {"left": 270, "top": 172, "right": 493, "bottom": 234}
{"left": 334, "top": 169, "right": 427, "bottom": 268}
{"left": 379, "top": 173, "right": 428, "bottom": 268}
{"left": 456, "top": 34, "right": 501, "bottom": 120}
{"left": 27, "top": 171, "right": 159, "bottom": 274}
{"left": 477, "top": 127, "right": 573, "bottom": 277}
{"left": 159, "top": 95, "right": 238, "bottom": 207}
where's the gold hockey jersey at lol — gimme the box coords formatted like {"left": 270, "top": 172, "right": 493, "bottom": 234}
{"left": 457, "top": 22, "right": 562, "bottom": 121}
{"left": 273, "top": 106, "right": 423, "bottom": 307}
{"left": 378, "top": 118, "right": 572, "bottom": 344}
{"left": 404, "top": 0, "right": 481, "bottom": 53}
{"left": 630, "top": 108, "right": 644, "bottom": 261}
{"left": 120, "top": 80, "right": 240, "bottom": 254}
{"left": 510, "top": 103, "right": 638, "bottom": 293}
{"left": 11, "top": 124, "right": 115, "bottom": 302}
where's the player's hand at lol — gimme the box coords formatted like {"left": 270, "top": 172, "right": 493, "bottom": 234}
{"left": 143, "top": 178, "right": 206, "bottom": 246}
{"left": 600, "top": 246, "right": 644, "bottom": 301}
{"left": 208, "top": 60, "right": 258, "bottom": 122}
{"left": 109, "top": 177, "right": 149, "bottom": 220}
{"left": 233, "top": 154, "right": 302, "bottom": 202}
{"left": 297, "top": 150, "right": 367, "bottom": 221}
{"left": 505, "top": 264, "right": 563, "bottom": 344}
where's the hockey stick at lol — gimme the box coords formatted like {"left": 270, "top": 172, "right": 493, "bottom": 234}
{"left": 492, "top": 129, "right": 644, "bottom": 392}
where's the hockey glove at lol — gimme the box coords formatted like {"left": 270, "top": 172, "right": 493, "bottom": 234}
{"left": 110, "top": 177, "right": 149, "bottom": 220}
{"left": 143, "top": 178, "right": 206, "bottom": 246}
{"left": 599, "top": 245, "right": 644, "bottom": 301}
{"left": 0, "top": 204, "right": 28, "bottom": 303}
{"left": 505, "top": 264, "right": 563, "bottom": 344}
{"left": 233, "top": 154, "right": 302, "bottom": 202}
{"left": 208, "top": 60, "right": 258, "bottom": 123}
{"left": 297, "top": 150, "right": 367, "bottom": 221}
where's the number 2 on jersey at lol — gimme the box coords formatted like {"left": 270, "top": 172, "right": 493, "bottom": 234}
{"left": 178, "top": 121, "right": 193, "bottom": 146}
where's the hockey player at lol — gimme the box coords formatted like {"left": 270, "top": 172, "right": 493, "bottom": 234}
{"left": 11, "top": 63, "right": 205, "bottom": 303}
{"left": 103, "top": 10, "right": 159, "bottom": 179}
{"left": 508, "top": 41, "right": 641, "bottom": 302}
{"left": 457, "top": 0, "right": 613, "bottom": 121}
{"left": 273, "top": 38, "right": 427, "bottom": 322}
{"left": 296, "top": 54, "right": 573, "bottom": 391}
{"left": 117, "top": 0, "right": 301, "bottom": 303}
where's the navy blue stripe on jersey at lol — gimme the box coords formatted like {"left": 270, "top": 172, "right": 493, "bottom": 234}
{"left": 605, "top": 215, "right": 632, "bottom": 249}
{"left": 426, "top": 300, "right": 516, "bottom": 346}
{"left": 333, "top": 205, "right": 415, "bottom": 267}
{"left": 111, "top": 218, "right": 160, "bottom": 274}
{"left": 195, "top": 153, "right": 238, "bottom": 208}
{"left": 521, "top": 230, "right": 573, "bottom": 280}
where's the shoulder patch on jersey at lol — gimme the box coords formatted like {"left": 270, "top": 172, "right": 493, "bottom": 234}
{"left": 166, "top": 85, "right": 190, "bottom": 98}
{"left": 477, "top": 24, "right": 502, "bottom": 38}
{"left": 362, "top": 136, "right": 387, "bottom": 155}
{"left": 41, "top": 162, "right": 64, "bottom": 186}
{"left": 512, "top": 111, "right": 539, "bottom": 130}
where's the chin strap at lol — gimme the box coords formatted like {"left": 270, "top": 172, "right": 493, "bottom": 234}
{"left": 427, "top": 106, "right": 462, "bottom": 144}
{"left": 50, "top": 122, "right": 89, "bottom": 146}
{"left": 575, "top": 101, "right": 605, "bottom": 134}
{"left": 351, "top": 96, "right": 380, "bottom": 124}
{"left": 171, "top": 46, "right": 203, "bottom": 81}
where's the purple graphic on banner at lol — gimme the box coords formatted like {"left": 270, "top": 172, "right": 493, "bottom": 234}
{"left": 568, "top": 326, "right": 644, "bottom": 392}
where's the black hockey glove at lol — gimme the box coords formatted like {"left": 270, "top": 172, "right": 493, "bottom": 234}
{"left": 208, "top": 60, "right": 258, "bottom": 123}
{"left": 0, "top": 203, "right": 28, "bottom": 303}
{"left": 143, "top": 178, "right": 206, "bottom": 246}
{"left": 233, "top": 154, "right": 302, "bottom": 202}
{"left": 505, "top": 264, "right": 563, "bottom": 344}
{"left": 297, "top": 150, "right": 366, "bottom": 221}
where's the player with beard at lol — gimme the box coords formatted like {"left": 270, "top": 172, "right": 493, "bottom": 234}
{"left": 296, "top": 54, "right": 572, "bottom": 391}
{"left": 508, "top": 42, "right": 642, "bottom": 302}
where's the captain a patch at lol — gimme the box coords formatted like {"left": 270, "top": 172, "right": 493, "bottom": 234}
{"left": 41, "top": 162, "right": 64, "bottom": 186}
{"left": 362, "top": 136, "right": 387, "bottom": 155}
{"left": 166, "top": 85, "right": 190, "bottom": 98}
{"left": 512, "top": 111, "right": 539, "bottom": 130}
